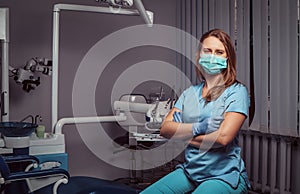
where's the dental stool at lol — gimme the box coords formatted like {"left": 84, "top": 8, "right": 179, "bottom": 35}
{"left": 0, "top": 154, "right": 69, "bottom": 194}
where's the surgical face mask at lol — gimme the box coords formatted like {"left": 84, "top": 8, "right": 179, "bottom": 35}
{"left": 198, "top": 53, "right": 227, "bottom": 75}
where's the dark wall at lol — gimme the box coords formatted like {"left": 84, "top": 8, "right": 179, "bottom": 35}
{"left": 0, "top": 0, "right": 177, "bottom": 179}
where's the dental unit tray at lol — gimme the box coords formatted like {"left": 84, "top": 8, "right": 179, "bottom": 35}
{"left": 132, "top": 132, "right": 166, "bottom": 142}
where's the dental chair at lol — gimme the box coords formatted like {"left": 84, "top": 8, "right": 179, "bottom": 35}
{"left": 0, "top": 154, "right": 69, "bottom": 194}
{"left": 0, "top": 154, "right": 139, "bottom": 194}
{"left": 35, "top": 176, "right": 139, "bottom": 194}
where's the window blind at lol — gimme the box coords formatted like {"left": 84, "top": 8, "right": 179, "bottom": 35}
{"left": 177, "top": 0, "right": 300, "bottom": 136}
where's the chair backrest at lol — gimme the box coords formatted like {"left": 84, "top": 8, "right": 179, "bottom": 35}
{"left": 0, "top": 155, "right": 10, "bottom": 179}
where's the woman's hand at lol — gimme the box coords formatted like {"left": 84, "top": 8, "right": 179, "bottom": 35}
{"left": 192, "top": 116, "right": 224, "bottom": 136}
{"left": 188, "top": 112, "right": 246, "bottom": 149}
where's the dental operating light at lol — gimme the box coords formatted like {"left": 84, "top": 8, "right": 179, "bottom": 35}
{"left": 95, "top": 0, "right": 153, "bottom": 26}
{"left": 96, "top": 0, "right": 134, "bottom": 7}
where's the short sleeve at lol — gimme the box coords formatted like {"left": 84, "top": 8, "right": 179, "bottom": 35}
{"left": 174, "top": 85, "right": 201, "bottom": 111}
{"left": 225, "top": 84, "right": 250, "bottom": 117}
{"left": 174, "top": 88, "right": 188, "bottom": 111}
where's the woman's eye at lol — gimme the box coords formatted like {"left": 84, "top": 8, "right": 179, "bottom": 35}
{"left": 215, "top": 51, "right": 224, "bottom": 55}
{"left": 203, "top": 49, "right": 212, "bottom": 54}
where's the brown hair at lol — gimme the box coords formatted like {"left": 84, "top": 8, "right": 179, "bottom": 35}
{"left": 195, "top": 29, "right": 237, "bottom": 102}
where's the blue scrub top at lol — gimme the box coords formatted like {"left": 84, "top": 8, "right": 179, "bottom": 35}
{"left": 174, "top": 82, "right": 251, "bottom": 189}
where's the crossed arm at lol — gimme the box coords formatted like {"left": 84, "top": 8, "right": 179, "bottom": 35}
{"left": 160, "top": 107, "right": 246, "bottom": 147}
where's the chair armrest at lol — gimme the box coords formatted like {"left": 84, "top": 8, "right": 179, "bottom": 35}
{"left": 7, "top": 168, "right": 70, "bottom": 181}
{"left": 3, "top": 155, "right": 39, "bottom": 164}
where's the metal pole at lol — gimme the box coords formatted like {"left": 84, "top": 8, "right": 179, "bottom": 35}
{"left": 52, "top": 9, "right": 59, "bottom": 131}
{"left": 0, "top": 8, "right": 10, "bottom": 121}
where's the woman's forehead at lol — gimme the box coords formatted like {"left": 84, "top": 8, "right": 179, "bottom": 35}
{"left": 202, "top": 36, "right": 225, "bottom": 50}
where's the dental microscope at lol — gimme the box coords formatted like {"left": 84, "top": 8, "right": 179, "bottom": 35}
{"left": 9, "top": 57, "right": 52, "bottom": 92}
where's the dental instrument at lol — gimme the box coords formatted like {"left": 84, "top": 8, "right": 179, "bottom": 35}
{"left": 113, "top": 95, "right": 170, "bottom": 143}
{"left": 54, "top": 96, "right": 170, "bottom": 144}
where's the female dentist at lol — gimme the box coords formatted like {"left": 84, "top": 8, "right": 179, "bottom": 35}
{"left": 141, "top": 29, "right": 251, "bottom": 194}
